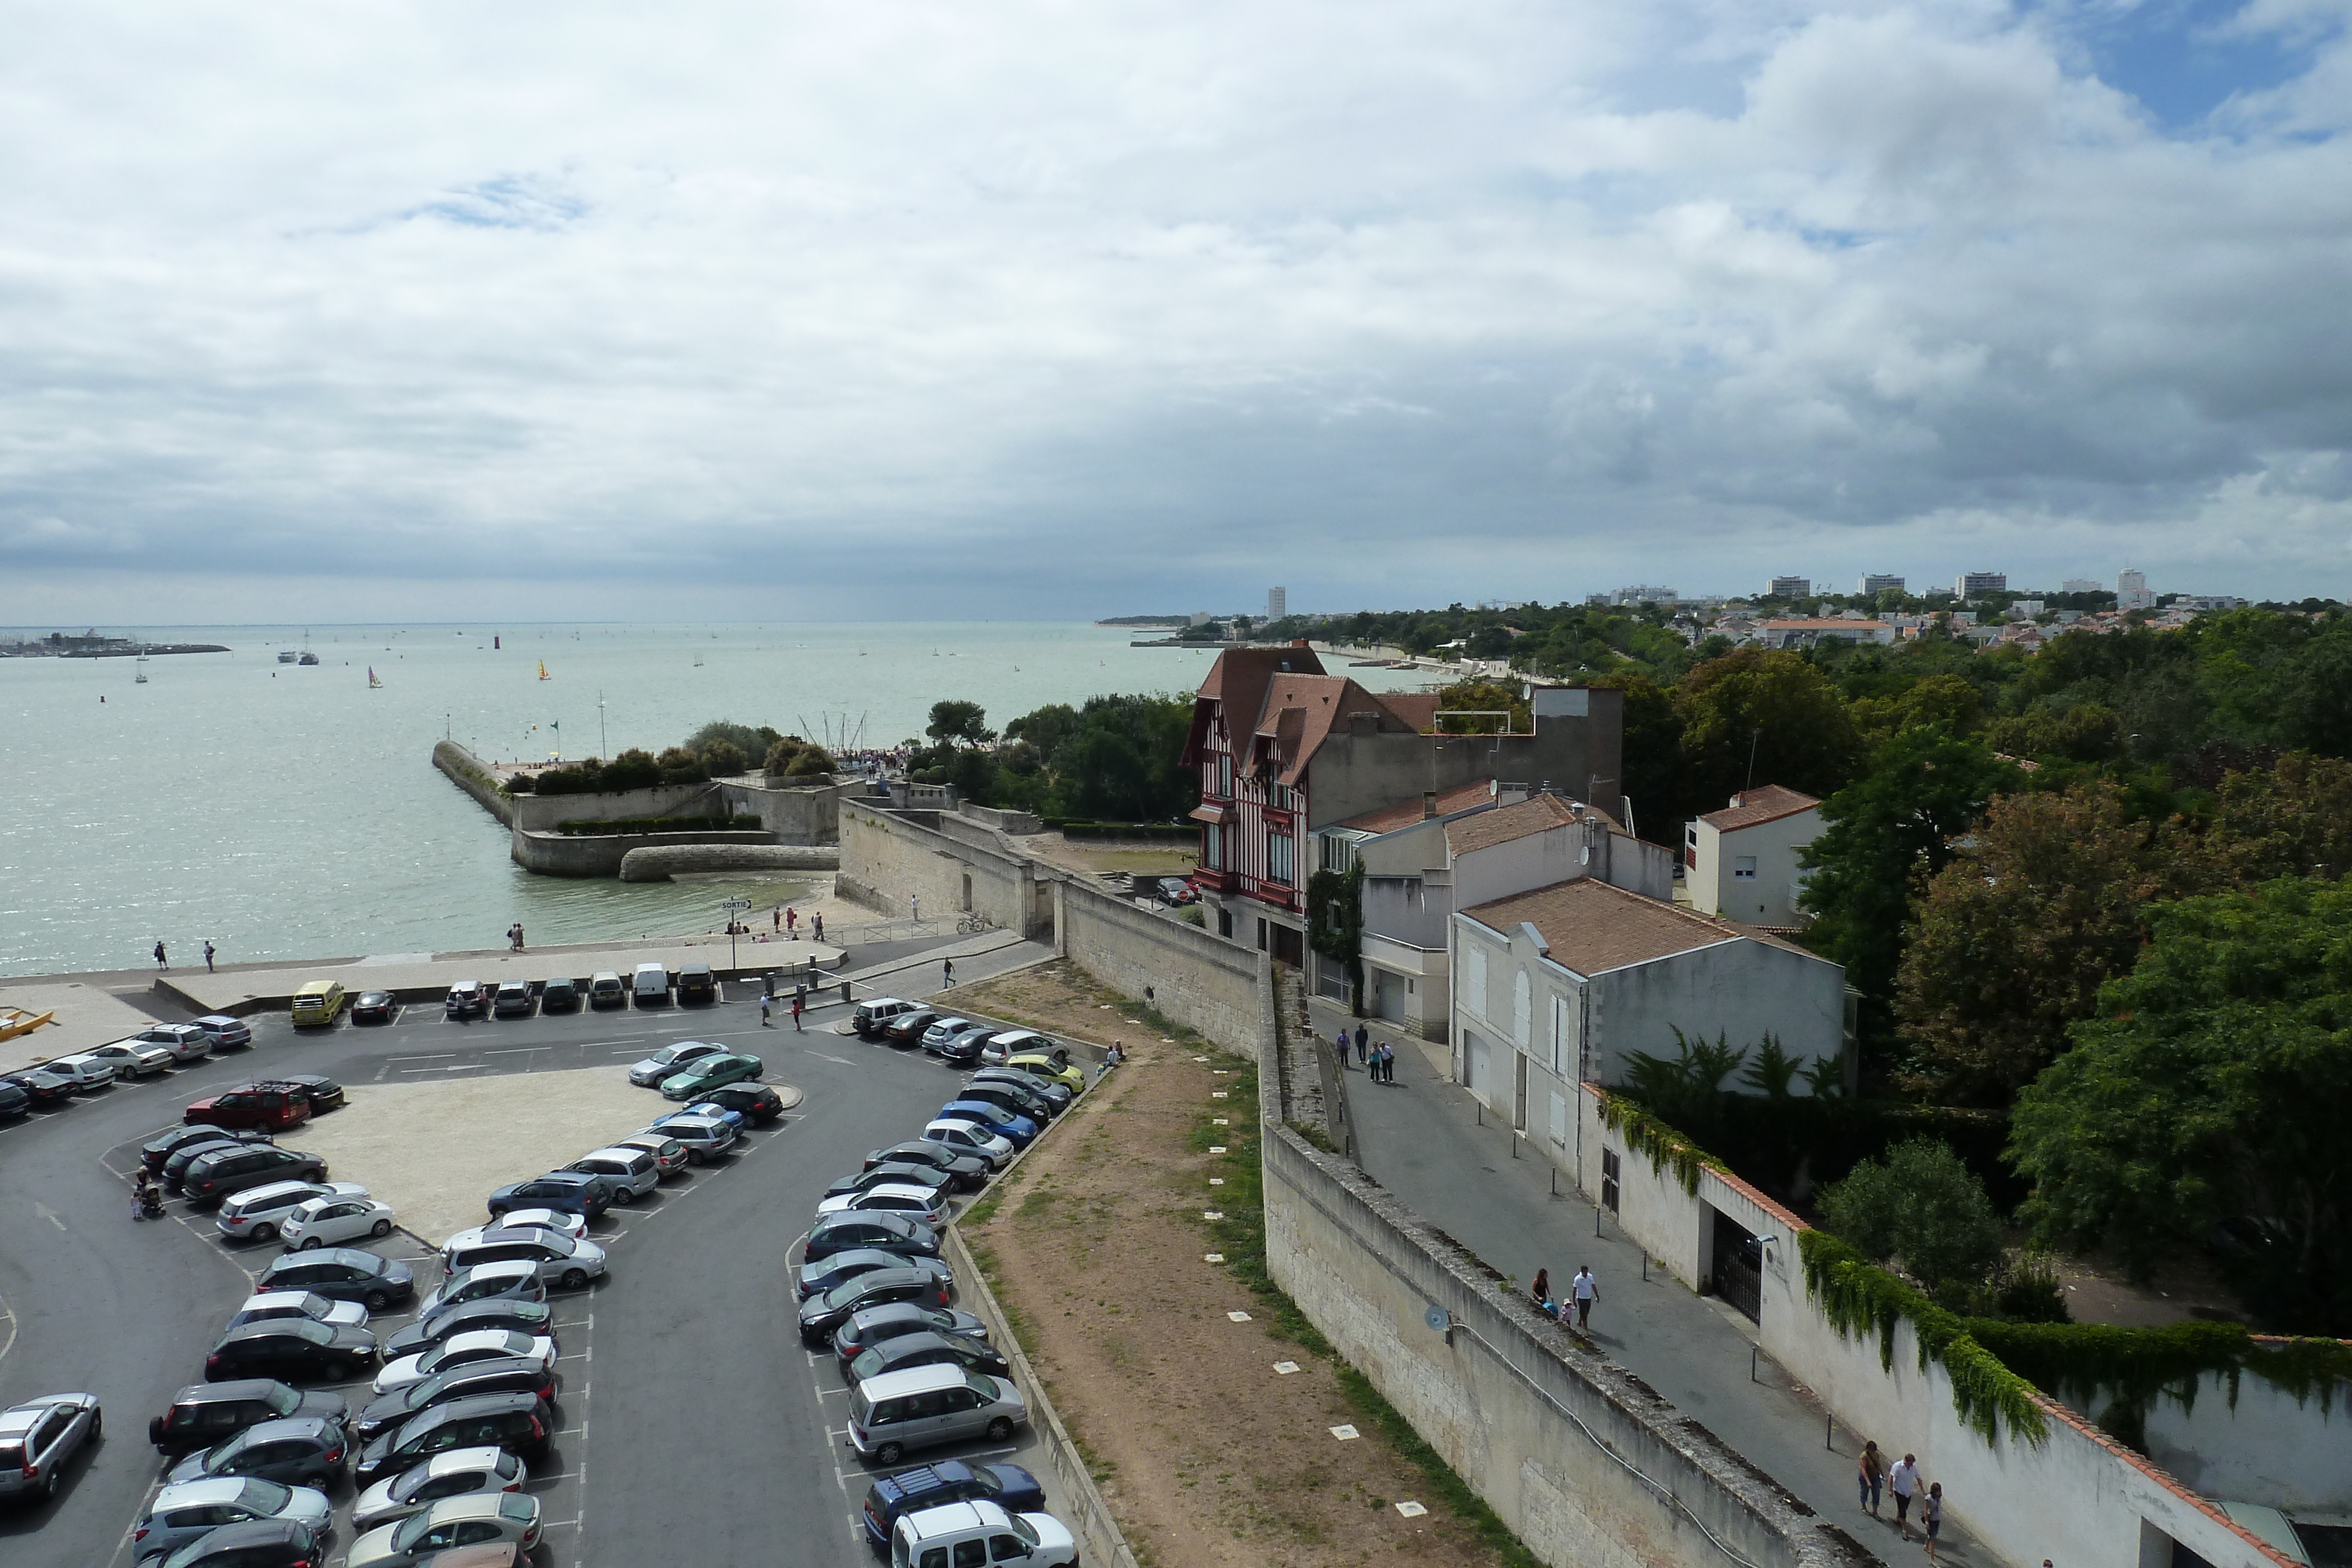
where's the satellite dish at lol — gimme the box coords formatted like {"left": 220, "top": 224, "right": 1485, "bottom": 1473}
{"left": 1424, "top": 1303, "right": 1451, "bottom": 1333}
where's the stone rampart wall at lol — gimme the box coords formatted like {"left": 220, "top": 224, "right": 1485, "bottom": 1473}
{"left": 512, "top": 829, "right": 771, "bottom": 878}
{"left": 836, "top": 804, "right": 1037, "bottom": 932}
{"left": 1053, "top": 878, "right": 1264, "bottom": 1052}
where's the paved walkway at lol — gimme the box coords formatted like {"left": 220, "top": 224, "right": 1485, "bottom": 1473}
{"left": 1314, "top": 999, "right": 2009, "bottom": 1568}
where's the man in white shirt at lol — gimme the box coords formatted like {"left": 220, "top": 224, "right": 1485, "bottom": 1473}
{"left": 1887, "top": 1453, "right": 1921, "bottom": 1540}
{"left": 1571, "top": 1266, "right": 1599, "bottom": 1329}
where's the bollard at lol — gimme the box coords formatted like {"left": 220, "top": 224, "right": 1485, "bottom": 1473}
{"left": 1476, "top": 1104, "right": 1484, "bottom": 1126}
{"left": 1593, "top": 1205, "right": 1602, "bottom": 1237}
{"left": 1827, "top": 1415, "right": 1835, "bottom": 1450}
{"left": 1511, "top": 1131, "right": 1520, "bottom": 1159}
{"left": 1751, "top": 1348, "right": 1759, "bottom": 1383}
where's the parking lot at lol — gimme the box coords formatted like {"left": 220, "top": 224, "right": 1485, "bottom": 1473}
{"left": 0, "top": 952, "right": 1083, "bottom": 1568}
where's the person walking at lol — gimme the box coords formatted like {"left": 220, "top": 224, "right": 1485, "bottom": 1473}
{"left": 203, "top": 940, "right": 216, "bottom": 973}
{"left": 1888, "top": 1453, "right": 1921, "bottom": 1541}
{"left": 786, "top": 907, "right": 798, "bottom": 936}
{"left": 153, "top": 940, "right": 167, "bottom": 970}
{"left": 1354, "top": 1024, "right": 1368, "bottom": 1065}
{"left": 1334, "top": 1025, "right": 1352, "bottom": 1066}
{"left": 1571, "top": 1265, "right": 1599, "bottom": 1329}
{"left": 791, "top": 988, "right": 805, "bottom": 1032}
{"left": 911, "top": 893, "right": 920, "bottom": 922}
{"left": 813, "top": 912, "right": 824, "bottom": 942}
{"left": 1857, "top": 1441, "right": 1886, "bottom": 1518}
{"left": 760, "top": 995, "right": 773, "bottom": 1028}
{"left": 1922, "top": 1483, "right": 1945, "bottom": 1564}
{"left": 1531, "top": 1268, "right": 1551, "bottom": 1312}
{"left": 773, "top": 905, "right": 781, "bottom": 931}
{"left": 514, "top": 923, "right": 524, "bottom": 950}
{"left": 1382, "top": 1041, "right": 1398, "bottom": 1083}
{"left": 942, "top": 957, "right": 954, "bottom": 987}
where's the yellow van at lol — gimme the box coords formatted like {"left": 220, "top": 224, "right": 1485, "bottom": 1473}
{"left": 289, "top": 980, "right": 348, "bottom": 1027}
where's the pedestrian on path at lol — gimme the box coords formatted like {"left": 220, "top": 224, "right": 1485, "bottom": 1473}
{"left": 1857, "top": 1441, "right": 1886, "bottom": 1517}
{"left": 761, "top": 997, "right": 773, "bottom": 1027}
{"left": 154, "top": 941, "right": 166, "bottom": 970}
{"left": 1382, "top": 1041, "right": 1398, "bottom": 1082}
{"left": 1923, "top": 1483, "right": 1944, "bottom": 1564}
{"left": 1334, "top": 1025, "right": 1351, "bottom": 1065}
{"left": 943, "top": 957, "right": 954, "bottom": 987}
{"left": 911, "top": 893, "right": 920, "bottom": 921}
{"left": 813, "top": 912, "right": 824, "bottom": 942}
{"left": 787, "top": 907, "right": 798, "bottom": 935}
{"left": 1354, "top": 1024, "right": 1368, "bottom": 1065}
{"left": 203, "top": 940, "right": 216, "bottom": 973}
{"left": 791, "top": 988, "right": 805, "bottom": 1031}
{"left": 1531, "top": 1269, "right": 1551, "bottom": 1312}
{"left": 773, "top": 905, "right": 781, "bottom": 931}
{"left": 1571, "top": 1265, "right": 1598, "bottom": 1329}
{"left": 1889, "top": 1454, "right": 1921, "bottom": 1540}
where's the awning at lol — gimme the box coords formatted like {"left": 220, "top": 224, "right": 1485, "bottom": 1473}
{"left": 1188, "top": 803, "right": 1231, "bottom": 824}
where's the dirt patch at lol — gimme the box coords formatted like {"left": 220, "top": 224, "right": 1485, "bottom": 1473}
{"left": 956, "top": 962, "right": 1509, "bottom": 1568}
{"left": 1007, "top": 834, "right": 1200, "bottom": 880}
{"left": 296, "top": 1068, "right": 800, "bottom": 1246}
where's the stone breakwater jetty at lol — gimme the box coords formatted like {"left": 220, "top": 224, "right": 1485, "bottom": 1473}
{"left": 433, "top": 739, "right": 844, "bottom": 880}
{"left": 2, "top": 631, "right": 229, "bottom": 657}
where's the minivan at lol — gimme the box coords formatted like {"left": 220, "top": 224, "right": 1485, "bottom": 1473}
{"left": 563, "top": 1147, "right": 659, "bottom": 1203}
{"left": 587, "top": 972, "right": 626, "bottom": 1009}
{"left": 855, "top": 999, "right": 917, "bottom": 1039}
{"left": 848, "top": 1364, "right": 1027, "bottom": 1466}
{"left": 676, "top": 964, "right": 717, "bottom": 1004}
{"left": 891, "top": 1500, "right": 1075, "bottom": 1568}
{"left": 290, "top": 981, "right": 348, "bottom": 1027}
{"left": 632, "top": 964, "right": 671, "bottom": 1005}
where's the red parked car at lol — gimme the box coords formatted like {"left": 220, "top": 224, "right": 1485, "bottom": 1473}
{"left": 183, "top": 1082, "right": 313, "bottom": 1133}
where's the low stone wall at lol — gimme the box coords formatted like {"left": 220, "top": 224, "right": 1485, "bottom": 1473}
{"left": 433, "top": 741, "right": 515, "bottom": 828}
{"left": 507, "top": 781, "right": 720, "bottom": 834}
{"left": 717, "top": 777, "right": 854, "bottom": 844}
{"left": 513, "top": 829, "right": 773, "bottom": 878}
{"left": 959, "top": 804, "right": 1045, "bottom": 835}
{"left": 616, "top": 844, "right": 841, "bottom": 881}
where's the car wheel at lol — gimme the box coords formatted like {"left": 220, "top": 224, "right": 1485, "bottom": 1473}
{"left": 365, "top": 1290, "right": 392, "bottom": 1311}
{"left": 88, "top": 1410, "right": 102, "bottom": 1440}
{"left": 327, "top": 1359, "right": 351, "bottom": 1380}
{"left": 611, "top": 1188, "right": 636, "bottom": 1206}
{"left": 985, "top": 1417, "right": 1014, "bottom": 1441}
{"left": 560, "top": 1269, "right": 587, "bottom": 1290}
{"left": 299, "top": 1236, "right": 323, "bottom": 1250}
{"left": 251, "top": 1223, "right": 278, "bottom": 1243}
{"left": 369, "top": 1219, "right": 393, "bottom": 1239}
{"left": 873, "top": 1441, "right": 904, "bottom": 1466}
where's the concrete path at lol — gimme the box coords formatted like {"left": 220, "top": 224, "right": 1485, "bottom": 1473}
{"left": 0, "top": 978, "right": 174, "bottom": 1072}
{"left": 1317, "top": 999, "right": 2010, "bottom": 1568}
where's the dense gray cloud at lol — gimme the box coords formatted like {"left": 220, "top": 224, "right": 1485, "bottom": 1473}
{"left": 2, "top": 0, "right": 2348, "bottom": 621}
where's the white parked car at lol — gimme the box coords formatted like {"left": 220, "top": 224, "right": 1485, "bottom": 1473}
{"left": 83, "top": 1039, "right": 176, "bottom": 1078}
{"left": 891, "top": 1500, "right": 1077, "bottom": 1568}
{"left": 372, "top": 1328, "right": 558, "bottom": 1396}
{"left": 462, "top": 1207, "right": 587, "bottom": 1243}
{"left": 280, "top": 1194, "right": 397, "bottom": 1250}
{"left": 134, "top": 1477, "right": 334, "bottom": 1560}
{"left": 225, "top": 1290, "right": 370, "bottom": 1333}
{"left": 350, "top": 1446, "right": 526, "bottom": 1533}
{"left": 439, "top": 1228, "right": 607, "bottom": 1291}
{"left": 346, "top": 1490, "right": 543, "bottom": 1568}
{"left": 564, "top": 1146, "right": 661, "bottom": 1202}
{"left": 216, "top": 1181, "right": 369, "bottom": 1243}
{"left": 128, "top": 1022, "right": 218, "bottom": 1062}
{"left": 817, "top": 1183, "right": 951, "bottom": 1229}
{"left": 40, "top": 1054, "right": 118, "bottom": 1092}
{"left": 923, "top": 1119, "right": 1014, "bottom": 1168}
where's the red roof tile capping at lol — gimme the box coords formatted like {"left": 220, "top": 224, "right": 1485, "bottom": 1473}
{"left": 1697, "top": 784, "right": 1821, "bottom": 833}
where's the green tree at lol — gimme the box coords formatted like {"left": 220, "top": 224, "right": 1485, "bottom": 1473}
{"left": 1431, "top": 677, "right": 1529, "bottom": 733}
{"left": 783, "top": 745, "right": 836, "bottom": 778}
{"left": 761, "top": 736, "right": 805, "bottom": 778}
{"left": 926, "top": 700, "right": 995, "bottom": 747}
{"left": 1003, "top": 704, "right": 1081, "bottom": 765}
{"left": 1800, "top": 727, "right": 2018, "bottom": 1060}
{"left": 653, "top": 746, "right": 708, "bottom": 785}
{"left": 1672, "top": 649, "right": 1862, "bottom": 817}
{"left": 600, "top": 748, "right": 660, "bottom": 791}
{"left": 2009, "top": 878, "right": 2352, "bottom": 1331}
{"left": 1586, "top": 672, "right": 1681, "bottom": 838}
{"left": 2200, "top": 753, "right": 2352, "bottom": 882}
{"left": 686, "top": 720, "right": 781, "bottom": 758}
{"left": 698, "top": 739, "right": 748, "bottom": 778}
{"left": 1819, "top": 1138, "right": 2004, "bottom": 1299}
{"left": 1896, "top": 783, "right": 2206, "bottom": 1104}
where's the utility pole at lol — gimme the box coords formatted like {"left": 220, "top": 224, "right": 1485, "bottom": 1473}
{"left": 598, "top": 691, "right": 607, "bottom": 760}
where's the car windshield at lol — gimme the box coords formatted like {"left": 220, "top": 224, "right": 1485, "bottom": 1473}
{"left": 965, "top": 1373, "right": 998, "bottom": 1399}
{"left": 968, "top": 1466, "right": 1004, "bottom": 1499}
{"left": 1008, "top": 1515, "right": 1040, "bottom": 1547}
{"left": 233, "top": 1477, "right": 293, "bottom": 1513}
{"left": 390, "top": 1510, "right": 439, "bottom": 1550}
{"left": 824, "top": 1278, "right": 884, "bottom": 1309}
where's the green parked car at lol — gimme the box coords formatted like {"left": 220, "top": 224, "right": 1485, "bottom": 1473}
{"left": 660, "top": 1053, "right": 763, "bottom": 1101}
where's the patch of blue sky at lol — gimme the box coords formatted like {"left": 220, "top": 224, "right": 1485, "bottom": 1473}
{"left": 407, "top": 175, "right": 586, "bottom": 231}
{"left": 2032, "top": 0, "right": 2335, "bottom": 131}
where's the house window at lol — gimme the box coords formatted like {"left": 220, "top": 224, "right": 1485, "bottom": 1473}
{"left": 1406, "top": 978, "right": 1415, "bottom": 994}
{"left": 1320, "top": 835, "right": 1356, "bottom": 874}
{"left": 1217, "top": 755, "right": 1232, "bottom": 798}
{"left": 1267, "top": 828, "right": 1295, "bottom": 886}
{"left": 1733, "top": 855, "right": 1758, "bottom": 880}
{"left": 1203, "top": 825, "right": 1224, "bottom": 870}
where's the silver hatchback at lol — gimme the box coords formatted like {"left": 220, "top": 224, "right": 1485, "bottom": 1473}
{"left": 0, "top": 1392, "right": 101, "bottom": 1503}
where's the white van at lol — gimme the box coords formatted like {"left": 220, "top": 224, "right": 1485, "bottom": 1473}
{"left": 632, "top": 964, "right": 671, "bottom": 1005}
{"left": 849, "top": 1363, "right": 1027, "bottom": 1465}
{"left": 565, "top": 1146, "right": 660, "bottom": 1202}
{"left": 892, "top": 1500, "right": 1076, "bottom": 1568}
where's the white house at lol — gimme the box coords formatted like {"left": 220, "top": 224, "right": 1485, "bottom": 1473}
{"left": 1683, "top": 785, "right": 1822, "bottom": 928}
{"left": 1449, "top": 878, "right": 1851, "bottom": 1154}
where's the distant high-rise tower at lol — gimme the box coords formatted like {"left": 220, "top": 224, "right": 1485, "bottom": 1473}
{"left": 2060, "top": 579, "right": 2103, "bottom": 595}
{"left": 2117, "top": 569, "right": 2156, "bottom": 610}
{"left": 1267, "top": 586, "right": 1287, "bottom": 621}
{"left": 1956, "top": 571, "right": 2007, "bottom": 599}
{"left": 1769, "top": 576, "right": 1811, "bottom": 599}
{"left": 1859, "top": 573, "right": 1905, "bottom": 595}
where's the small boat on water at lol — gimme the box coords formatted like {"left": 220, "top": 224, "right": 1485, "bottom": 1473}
{"left": 135, "top": 646, "right": 150, "bottom": 683}
{"left": 298, "top": 650, "right": 319, "bottom": 666}
{"left": 537, "top": 660, "right": 550, "bottom": 681}
{"left": 276, "top": 649, "right": 298, "bottom": 663}
{"left": 368, "top": 667, "right": 383, "bottom": 688}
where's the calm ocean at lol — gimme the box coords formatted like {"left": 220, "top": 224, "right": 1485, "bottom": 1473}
{"left": 0, "top": 623, "right": 1415, "bottom": 977}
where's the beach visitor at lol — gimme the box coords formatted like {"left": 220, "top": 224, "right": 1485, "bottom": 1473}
{"left": 1889, "top": 1454, "right": 1920, "bottom": 1540}
{"left": 1354, "top": 1024, "right": 1368, "bottom": 1064}
{"left": 203, "top": 940, "right": 216, "bottom": 972}
{"left": 1923, "top": 1483, "right": 1944, "bottom": 1563}
{"left": 1858, "top": 1441, "right": 1885, "bottom": 1517}
{"left": 791, "top": 989, "right": 805, "bottom": 1031}
{"left": 943, "top": 957, "right": 954, "bottom": 988}
{"left": 1531, "top": 1269, "right": 1551, "bottom": 1312}
{"left": 154, "top": 941, "right": 166, "bottom": 970}
{"left": 786, "top": 907, "right": 797, "bottom": 935}
{"left": 1571, "top": 1265, "right": 1598, "bottom": 1329}
{"left": 760, "top": 996, "right": 773, "bottom": 1028}
{"left": 773, "top": 905, "right": 781, "bottom": 931}
{"left": 910, "top": 893, "right": 920, "bottom": 921}
{"left": 813, "top": 912, "right": 824, "bottom": 942}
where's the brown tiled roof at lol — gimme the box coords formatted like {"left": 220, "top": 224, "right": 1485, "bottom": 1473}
{"left": 1183, "top": 646, "right": 1328, "bottom": 767}
{"left": 1697, "top": 784, "right": 1821, "bottom": 833}
{"left": 1250, "top": 673, "right": 1432, "bottom": 784}
{"left": 1338, "top": 778, "right": 1497, "bottom": 834}
{"left": 1378, "top": 693, "right": 1443, "bottom": 733}
{"left": 1445, "top": 793, "right": 1581, "bottom": 855}
{"left": 1462, "top": 877, "right": 1825, "bottom": 975}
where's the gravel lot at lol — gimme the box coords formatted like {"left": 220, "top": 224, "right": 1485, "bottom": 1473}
{"left": 298, "top": 1065, "right": 801, "bottom": 1245}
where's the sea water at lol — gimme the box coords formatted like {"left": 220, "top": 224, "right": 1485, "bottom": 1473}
{"left": 0, "top": 623, "right": 1416, "bottom": 976}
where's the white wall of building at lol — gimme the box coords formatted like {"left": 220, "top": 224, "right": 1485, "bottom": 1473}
{"left": 1687, "top": 806, "right": 1822, "bottom": 927}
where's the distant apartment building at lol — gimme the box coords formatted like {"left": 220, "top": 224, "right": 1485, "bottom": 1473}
{"left": 1956, "top": 571, "right": 2008, "bottom": 598}
{"left": 2177, "top": 594, "right": 2243, "bottom": 612}
{"left": 1768, "top": 576, "right": 1811, "bottom": 599}
{"left": 2118, "top": 569, "right": 2157, "bottom": 611}
{"left": 2010, "top": 600, "right": 2046, "bottom": 617}
{"left": 2061, "top": 578, "right": 2103, "bottom": 595}
{"left": 1608, "top": 584, "right": 1679, "bottom": 606}
{"left": 1858, "top": 573, "right": 1905, "bottom": 595}
{"left": 1181, "top": 644, "right": 1623, "bottom": 968}
{"left": 1267, "top": 586, "right": 1287, "bottom": 621}
{"left": 1685, "top": 785, "right": 1823, "bottom": 927}
{"left": 1749, "top": 617, "right": 1896, "bottom": 649}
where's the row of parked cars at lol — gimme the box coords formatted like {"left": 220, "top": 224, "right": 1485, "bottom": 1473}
{"left": 0, "top": 1014, "right": 255, "bottom": 1116}
{"left": 789, "top": 1002, "right": 1095, "bottom": 1564}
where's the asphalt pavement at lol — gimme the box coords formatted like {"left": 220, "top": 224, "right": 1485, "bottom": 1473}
{"left": 0, "top": 934, "right": 1070, "bottom": 1568}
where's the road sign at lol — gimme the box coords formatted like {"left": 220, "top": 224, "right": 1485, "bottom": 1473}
{"left": 720, "top": 898, "right": 754, "bottom": 911}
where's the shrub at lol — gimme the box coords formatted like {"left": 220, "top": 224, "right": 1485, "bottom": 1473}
{"left": 763, "top": 737, "right": 805, "bottom": 778}
{"left": 687, "top": 720, "right": 781, "bottom": 758}
{"left": 700, "top": 739, "right": 748, "bottom": 777}
{"left": 507, "top": 773, "right": 537, "bottom": 794}
{"left": 784, "top": 745, "right": 836, "bottom": 777}
{"left": 654, "top": 746, "right": 707, "bottom": 784}
{"left": 602, "top": 748, "right": 661, "bottom": 791}
{"left": 1820, "top": 1138, "right": 2003, "bottom": 1295}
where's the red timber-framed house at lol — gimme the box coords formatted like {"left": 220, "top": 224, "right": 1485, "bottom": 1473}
{"left": 1180, "top": 641, "right": 1626, "bottom": 973}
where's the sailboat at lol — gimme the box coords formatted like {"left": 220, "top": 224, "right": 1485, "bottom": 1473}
{"left": 537, "top": 660, "right": 550, "bottom": 681}
{"left": 693, "top": 653, "right": 704, "bottom": 668}
{"left": 368, "top": 667, "right": 383, "bottom": 689}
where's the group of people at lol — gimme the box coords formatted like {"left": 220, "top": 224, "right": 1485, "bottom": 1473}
{"left": 769, "top": 905, "right": 824, "bottom": 941}
{"left": 1528, "top": 1266, "right": 1601, "bottom": 1329}
{"left": 505, "top": 923, "right": 526, "bottom": 951}
{"left": 151, "top": 940, "right": 219, "bottom": 972}
{"left": 1336, "top": 1024, "right": 1399, "bottom": 1083}
{"left": 1857, "top": 1442, "right": 1949, "bottom": 1562}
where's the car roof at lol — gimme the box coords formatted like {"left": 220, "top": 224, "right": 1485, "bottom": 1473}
{"left": 861, "top": 997, "right": 909, "bottom": 1009}
{"left": 680, "top": 962, "right": 712, "bottom": 974}
{"left": 453, "top": 1258, "right": 540, "bottom": 1280}
{"left": 402, "top": 1391, "right": 541, "bottom": 1428}
{"left": 194, "top": 1015, "right": 243, "bottom": 1026}
{"left": 815, "top": 1208, "right": 914, "bottom": 1231}
{"left": 179, "top": 1518, "right": 314, "bottom": 1549}
{"left": 173, "top": 1380, "right": 287, "bottom": 1405}
{"left": 155, "top": 1476, "right": 272, "bottom": 1507}
{"left": 860, "top": 1362, "right": 978, "bottom": 1400}
{"left": 427, "top": 1445, "right": 512, "bottom": 1476}
{"left": 417, "top": 1492, "right": 515, "bottom": 1523}
{"left": 862, "top": 1184, "right": 943, "bottom": 1202}
{"left": 295, "top": 981, "right": 336, "bottom": 995}
{"left": 496, "top": 979, "right": 529, "bottom": 991}
{"left": 634, "top": 962, "right": 666, "bottom": 975}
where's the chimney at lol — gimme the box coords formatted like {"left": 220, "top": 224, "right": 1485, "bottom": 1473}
{"left": 1729, "top": 792, "right": 1744, "bottom": 809}
{"left": 1422, "top": 790, "right": 1438, "bottom": 820}
{"left": 1292, "top": 638, "right": 1311, "bottom": 649}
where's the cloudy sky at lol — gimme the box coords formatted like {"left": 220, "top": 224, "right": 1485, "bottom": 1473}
{"left": 4, "top": 0, "right": 2348, "bottom": 622}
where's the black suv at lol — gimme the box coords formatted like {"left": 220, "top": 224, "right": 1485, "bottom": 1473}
{"left": 143, "top": 1124, "right": 272, "bottom": 1176}
{"left": 677, "top": 964, "right": 717, "bottom": 1004}
{"left": 205, "top": 1319, "right": 382, "bottom": 1383}
{"left": 356, "top": 1392, "right": 553, "bottom": 1485}
{"left": 259, "top": 1248, "right": 416, "bottom": 1310}
{"left": 149, "top": 1380, "right": 349, "bottom": 1455}
{"left": 183, "top": 1145, "right": 329, "bottom": 1205}
{"left": 697, "top": 1081, "right": 786, "bottom": 1124}
{"left": 353, "top": 1358, "right": 562, "bottom": 1440}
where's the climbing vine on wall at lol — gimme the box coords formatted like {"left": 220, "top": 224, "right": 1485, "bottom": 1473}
{"left": 1595, "top": 1091, "right": 1726, "bottom": 1196}
{"left": 1305, "top": 864, "right": 1364, "bottom": 1011}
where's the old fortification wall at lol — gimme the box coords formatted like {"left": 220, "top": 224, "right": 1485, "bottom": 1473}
{"left": 506, "top": 781, "right": 721, "bottom": 834}
{"left": 616, "top": 843, "right": 841, "bottom": 881}
{"left": 717, "top": 777, "right": 854, "bottom": 844}
{"left": 512, "top": 829, "right": 772, "bottom": 878}
{"left": 433, "top": 741, "right": 516, "bottom": 827}
{"left": 836, "top": 803, "right": 1043, "bottom": 935}
{"left": 1053, "top": 877, "right": 1265, "bottom": 1051}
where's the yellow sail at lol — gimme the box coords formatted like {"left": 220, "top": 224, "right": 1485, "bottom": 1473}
{"left": 537, "top": 660, "right": 550, "bottom": 680}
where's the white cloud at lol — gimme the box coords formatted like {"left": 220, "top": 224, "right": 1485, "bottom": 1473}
{"left": 0, "top": 0, "right": 2346, "bottom": 619}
